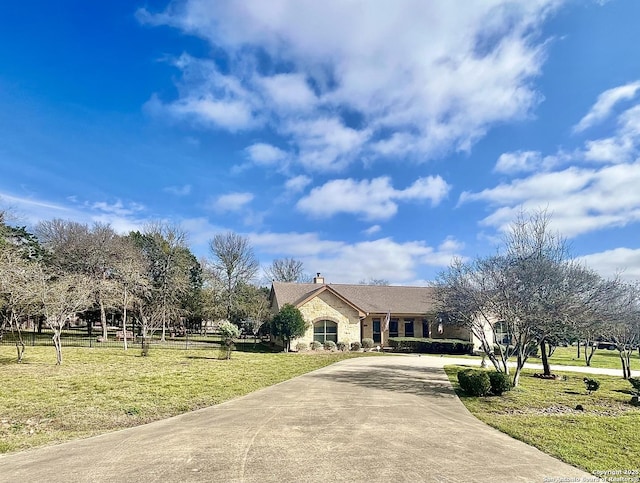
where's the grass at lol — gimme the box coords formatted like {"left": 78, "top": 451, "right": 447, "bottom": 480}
{"left": 0, "top": 345, "right": 378, "bottom": 454}
{"left": 544, "top": 346, "right": 640, "bottom": 371}
{"left": 445, "top": 365, "right": 640, "bottom": 473}
{"left": 441, "top": 345, "right": 640, "bottom": 372}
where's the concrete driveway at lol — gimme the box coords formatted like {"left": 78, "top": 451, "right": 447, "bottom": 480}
{"left": 0, "top": 355, "right": 592, "bottom": 483}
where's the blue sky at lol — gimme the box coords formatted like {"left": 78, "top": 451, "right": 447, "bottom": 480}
{"left": 2, "top": 0, "right": 640, "bottom": 285}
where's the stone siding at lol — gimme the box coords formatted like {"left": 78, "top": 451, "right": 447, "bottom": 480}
{"left": 292, "top": 291, "right": 361, "bottom": 348}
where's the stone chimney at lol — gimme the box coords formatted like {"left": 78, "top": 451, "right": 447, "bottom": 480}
{"left": 313, "top": 272, "right": 325, "bottom": 284}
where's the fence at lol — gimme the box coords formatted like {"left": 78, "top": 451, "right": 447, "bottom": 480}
{"left": 0, "top": 327, "right": 268, "bottom": 351}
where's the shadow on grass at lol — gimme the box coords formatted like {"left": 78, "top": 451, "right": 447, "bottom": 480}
{"left": 613, "top": 389, "right": 634, "bottom": 395}
{"left": 234, "top": 343, "right": 279, "bottom": 353}
{"left": 309, "top": 363, "right": 456, "bottom": 398}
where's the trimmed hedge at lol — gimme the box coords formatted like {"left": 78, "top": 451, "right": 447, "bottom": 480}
{"left": 388, "top": 337, "right": 473, "bottom": 355}
{"left": 324, "top": 340, "right": 337, "bottom": 351}
{"left": 457, "top": 369, "right": 491, "bottom": 396}
{"left": 361, "top": 338, "right": 375, "bottom": 349}
{"left": 488, "top": 371, "right": 512, "bottom": 395}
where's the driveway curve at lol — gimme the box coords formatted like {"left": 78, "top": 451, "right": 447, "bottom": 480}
{"left": 0, "top": 355, "right": 591, "bottom": 483}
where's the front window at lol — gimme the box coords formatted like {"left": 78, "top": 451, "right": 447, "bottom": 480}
{"left": 314, "top": 320, "right": 338, "bottom": 343}
{"left": 494, "top": 321, "right": 510, "bottom": 345}
{"left": 372, "top": 318, "right": 381, "bottom": 343}
{"left": 389, "top": 318, "right": 399, "bottom": 338}
{"left": 404, "top": 319, "right": 414, "bottom": 337}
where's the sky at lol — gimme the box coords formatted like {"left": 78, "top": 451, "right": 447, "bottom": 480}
{"left": 2, "top": 0, "right": 640, "bottom": 285}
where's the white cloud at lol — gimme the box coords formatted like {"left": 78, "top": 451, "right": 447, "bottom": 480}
{"left": 251, "top": 231, "right": 464, "bottom": 283}
{"left": 579, "top": 248, "right": 640, "bottom": 282}
{"left": 297, "top": 175, "right": 450, "bottom": 220}
{"left": 245, "top": 143, "right": 288, "bottom": 166}
{"left": 583, "top": 105, "right": 640, "bottom": 163}
{"left": 462, "top": 162, "right": 640, "bottom": 238}
{"left": 494, "top": 150, "right": 543, "bottom": 174}
{"left": 363, "top": 225, "right": 381, "bottom": 236}
{"left": 284, "top": 175, "right": 312, "bottom": 193}
{"left": 210, "top": 192, "right": 254, "bottom": 212}
{"left": 144, "top": 54, "right": 260, "bottom": 131}
{"left": 464, "top": 89, "right": 640, "bottom": 239}
{"left": 140, "top": 0, "right": 561, "bottom": 169}
{"left": 573, "top": 81, "right": 640, "bottom": 133}
{"left": 164, "top": 184, "right": 192, "bottom": 196}
{"left": 259, "top": 73, "right": 317, "bottom": 112}
{"left": 286, "top": 117, "right": 371, "bottom": 171}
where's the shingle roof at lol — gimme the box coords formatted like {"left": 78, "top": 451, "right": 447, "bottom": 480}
{"left": 271, "top": 282, "right": 437, "bottom": 315}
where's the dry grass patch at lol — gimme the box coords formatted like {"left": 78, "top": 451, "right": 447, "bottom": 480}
{"left": 0, "top": 346, "right": 375, "bottom": 453}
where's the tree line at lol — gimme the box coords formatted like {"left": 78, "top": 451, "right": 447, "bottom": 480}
{"left": 0, "top": 211, "right": 310, "bottom": 364}
{"left": 435, "top": 210, "right": 640, "bottom": 385}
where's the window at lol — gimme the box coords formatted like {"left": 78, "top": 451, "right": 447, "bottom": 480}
{"left": 372, "top": 318, "right": 381, "bottom": 343}
{"left": 314, "top": 320, "right": 338, "bottom": 343}
{"left": 422, "top": 319, "right": 430, "bottom": 338}
{"left": 404, "top": 319, "right": 414, "bottom": 337}
{"left": 494, "top": 321, "right": 510, "bottom": 345}
{"left": 389, "top": 318, "right": 399, "bottom": 338}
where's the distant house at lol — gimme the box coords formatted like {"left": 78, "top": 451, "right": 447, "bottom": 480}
{"left": 269, "top": 273, "right": 481, "bottom": 350}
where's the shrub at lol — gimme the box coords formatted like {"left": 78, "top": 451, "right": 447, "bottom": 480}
{"left": 457, "top": 369, "right": 491, "bottom": 396}
{"left": 628, "top": 377, "right": 640, "bottom": 395}
{"left": 310, "top": 340, "right": 323, "bottom": 350}
{"left": 488, "top": 371, "right": 512, "bottom": 395}
{"left": 295, "top": 342, "right": 308, "bottom": 352}
{"left": 218, "top": 320, "right": 240, "bottom": 360}
{"left": 324, "top": 340, "right": 337, "bottom": 351}
{"left": 350, "top": 341, "right": 362, "bottom": 351}
{"left": 361, "top": 338, "right": 375, "bottom": 349}
{"left": 583, "top": 377, "right": 600, "bottom": 394}
{"left": 337, "top": 341, "right": 349, "bottom": 351}
{"left": 388, "top": 337, "right": 473, "bottom": 355}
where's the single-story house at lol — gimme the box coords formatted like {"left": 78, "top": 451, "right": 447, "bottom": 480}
{"left": 269, "top": 273, "right": 485, "bottom": 350}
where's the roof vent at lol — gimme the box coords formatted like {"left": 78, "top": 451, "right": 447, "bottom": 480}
{"left": 313, "top": 272, "right": 325, "bottom": 284}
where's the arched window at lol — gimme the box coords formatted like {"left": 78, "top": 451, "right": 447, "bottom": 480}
{"left": 313, "top": 320, "right": 338, "bottom": 343}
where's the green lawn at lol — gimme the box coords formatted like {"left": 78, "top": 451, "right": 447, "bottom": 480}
{"left": 445, "top": 365, "right": 640, "bottom": 473}
{"left": 543, "top": 345, "right": 640, "bottom": 371}
{"left": 0, "top": 345, "right": 377, "bottom": 454}
{"left": 442, "top": 345, "right": 640, "bottom": 373}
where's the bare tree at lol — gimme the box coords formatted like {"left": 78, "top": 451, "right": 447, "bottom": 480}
{"left": 36, "top": 220, "right": 123, "bottom": 341}
{"left": 209, "top": 232, "right": 259, "bottom": 320}
{"left": 130, "top": 223, "right": 193, "bottom": 342}
{"left": 264, "top": 258, "right": 308, "bottom": 282}
{"left": 236, "top": 284, "right": 271, "bottom": 344}
{"left": 604, "top": 282, "right": 640, "bottom": 379}
{"left": 0, "top": 219, "right": 45, "bottom": 362}
{"left": 36, "top": 269, "right": 93, "bottom": 364}
{"left": 0, "top": 245, "right": 39, "bottom": 362}
{"left": 113, "top": 237, "right": 150, "bottom": 350}
{"left": 436, "top": 210, "right": 615, "bottom": 386}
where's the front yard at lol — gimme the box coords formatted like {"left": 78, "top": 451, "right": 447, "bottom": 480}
{"left": 445, "top": 365, "right": 640, "bottom": 473}
{"left": 0, "top": 346, "right": 376, "bottom": 454}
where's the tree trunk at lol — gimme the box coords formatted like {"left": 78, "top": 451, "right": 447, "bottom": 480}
{"left": 619, "top": 351, "right": 631, "bottom": 379}
{"left": 100, "top": 299, "right": 108, "bottom": 341}
{"left": 585, "top": 343, "right": 597, "bottom": 366}
{"left": 161, "top": 304, "right": 166, "bottom": 342}
{"left": 540, "top": 339, "right": 552, "bottom": 376}
{"left": 577, "top": 339, "right": 581, "bottom": 359}
{"left": 122, "top": 288, "right": 128, "bottom": 351}
{"left": 11, "top": 310, "right": 25, "bottom": 363}
{"left": 52, "top": 329, "right": 63, "bottom": 365}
